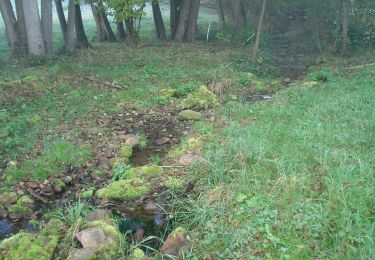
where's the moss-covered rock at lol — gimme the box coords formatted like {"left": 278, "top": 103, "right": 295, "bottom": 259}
{"left": 181, "top": 86, "right": 219, "bottom": 110}
{"left": 81, "top": 188, "right": 95, "bottom": 199}
{"left": 8, "top": 204, "right": 32, "bottom": 217}
{"left": 120, "top": 145, "right": 133, "bottom": 158}
{"left": 159, "top": 88, "right": 179, "bottom": 100}
{"left": 83, "top": 220, "right": 120, "bottom": 239}
{"left": 125, "top": 165, "right": 164, "bottom": 179}
{"left": 96, "top": 178, "right": 149, "bottom": 200}
{"left": 0, "top": 192, "right": 18, "bottom": 208}
{"left": 16, "top": 196, "right": 34, "bottom": 208}
{"left": 177, "top": 110, "right": 202, "bottom": 121}
{"left": 131, "top": 248, "right": 145, "bottom": 260}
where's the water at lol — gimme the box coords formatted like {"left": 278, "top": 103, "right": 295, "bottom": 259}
{"left": 0, "top": 220, "right": 13, "bottom": 240}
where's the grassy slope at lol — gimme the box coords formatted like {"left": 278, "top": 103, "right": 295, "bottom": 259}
{"left": 177, "top": 67, "right": 375, "bottom": 258}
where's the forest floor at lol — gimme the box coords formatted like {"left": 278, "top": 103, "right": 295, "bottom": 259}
{"left": 0, "top": 41, "right": 375, "bottom": 259}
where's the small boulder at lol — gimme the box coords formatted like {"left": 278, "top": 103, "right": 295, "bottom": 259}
{"left": 155, "top": 137, "right": 170, "bottom": 145}
{"left": 178, "top": 154, "right": 202, "bottom": 166}
{"left": 177, "top": 110, "right": 202, "bottom": 121}
{"left": 85, "top": 209, "right": 112, "bottom": 223}
{"left": 160, "top": 227, "right": 190, "bottom": 257}
{"left": 0, "top": 192, "right": 18, "bottom": 209}
{"left": 144, "top": 202, "right": 158, "bottom": 212}
{"left": 76, "top": 227, "right": 116, "bottom": 251}
{"left": 124, "top": 135, "right": 141, "bottom": 148}
{"left": 68, "top": 248, "right": 95, "bottom": 260}
{"left": 96, "top": 178, "right": 149, "bottom": 200}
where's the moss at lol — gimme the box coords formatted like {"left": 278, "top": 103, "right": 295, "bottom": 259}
{"left": 0, "top": 192, "right": 18, "bottom": 207}
{"left": 125, "top": 165, "right": 164, "bottom": 178}
{"left": 43, "top": 219, "right": 66, "bottom": 236}
{"left": 160, "top": 88, "right": 179, "bottom": 100}
{"left": 8, "top": 204, "right": 32, "bottom": 216}
{"left": 181, "top": 86, "right": 219, "bottom": 110}
{"left": 16, "top": 196, "right": 34, "bottom": 207}
{"left": 96, "top": 178, "right": 150, "bottom": 200}
{"left": 0, "top": 232, "right": 59, "bottom": 260}
{"left": 167, "top": 137, "right": 203, "bottom": 158}
{"left": 81, "top": 188, "right": 95, "bottom": 198}
{"left": 120, "top": 145, "right": 133, "bottom": 158}
{"left": 177, "top": 110, "right": 202, "bottom": 121}
{"left": 252, "top": 79, "right": 266, "bottom": 91}
{"left": 166, "top": 177, "right": 184, "bottom": 190}
{"left": 109, "top": 157, "right": 129, "bottom": 168}
{"left": 170, "top": 227, "right": 187, "bottom": 239}
{"left": 52, "top": 179, "right": 66, "bottom": 189}
{"left": 131, "top": 248, "right": 145, "bottom": 260}
{"left": 83, "top": 220, "right": 120, "bottom": 239}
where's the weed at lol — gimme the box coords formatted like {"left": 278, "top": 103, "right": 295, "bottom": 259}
{"left": 51, "top": 199, "right": 90, "bottom": 225}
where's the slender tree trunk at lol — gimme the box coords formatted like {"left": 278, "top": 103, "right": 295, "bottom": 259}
{"left": 217, "top": 0, "right": 225, "bottom": 29}
{"left": 125, "top": 18, "right": 137, "bottom": 45}
{"left": 152, "top": 1, "right": 167, "bottom": 41}
{"left": 116, "top": 21, "right": 127, "bottom": 40}
{"left": 23, "top": 0, "right": 45, "bottom": 56}
{"left": 54, "top": 0, "right": 67, "bottom": 45}
{"left": 41, "top": 0, "right": 53, "bottom": 55}
{"left": 75, "top": 4, "right": 89, "bottom": 48}
{"left": 91, "top": 4, "right": 107, "bottom": 41}
{"left": 170, "top": 0, "right": 180, "bottom": 39}
{"left": 184, "top": 0, "right": 200, "bottom": 42}
{"left": 66, "top": 0, "right": 76, "bottom": 52}
{"left": 0, "top": 0, "right": 22, "bottom": 56}
{"left": 175, "top": 0, "right": 191, "bottom": 41}
{"left": 313, "top": 20, "right": 322, "bottom": 53}
{"left": 342, "top": 0, "right": 349, "bottom": 55}
{"left": 252, "top": 0, "right": 267, "bottom": 58}
{"left": 15, "top": 0, "right": 28, "bottom": 54}
{"left": 233, "top": 0, "right": 246, "bottom": 30}
{"left": 100, "top": 9, "right": 117, "bottom": 42}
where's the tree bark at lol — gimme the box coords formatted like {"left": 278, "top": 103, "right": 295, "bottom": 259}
{"left": 170, "top": 0, "right": 180, "bottom": 39}
{"left": 152, "top": 1, "right": 167, "bottom": 41}
{"left": 23, "top": 0, "right": 45, "bottom": 56}
{"left": 233, "top": 0, "right": 246, "bottom": 30}
{"left": 184, "top": 0, "right": 200, "bottom": 42}
{"left": 252, "top": 0, "right": 267, "bottom": 58}
{"left": 54, "top": 0, "right": 67, "bottom": 45}
{"left": 175, "top": 0, "right": 191, "bottom": 41}
{"left": 91, "top": 4, "right": 107, "bottom": 41}
{"left": 41, "top": 0, "right": 53, "bottom": 55}
{"left": 342, "top": 0, "right": 349, "bottom": 55}
{"left": 125, "top": 18, "right": 137, "bottom": 45}
{"left": 0, "top": 0, "right": 22, "bottom": 56}
{"left": 99, "top": 8, "right": 117, "bottom": 42}
{"left": 66, "top": 0, "right": 76, "bottom": 52}
{"left": 15, "top": 0, "right": 28, "bottom": 54}
{"left": 116, "top": 21, "right": 127, "bottom": 41}
{"left": 217, "top": 0, "right": 225, "bottom": 29}
{"left": 75, "top": 4, "right": 89, "bottom": 48}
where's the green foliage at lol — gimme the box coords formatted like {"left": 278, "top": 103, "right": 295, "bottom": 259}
{"left": 52, "top": 199, "right": 90, "bottom": 225}
{"left": 308, "top": 68, "right": 335, "bottom": 82}
{"left": 111, "top": 163, "right": 132, "bottom": 181}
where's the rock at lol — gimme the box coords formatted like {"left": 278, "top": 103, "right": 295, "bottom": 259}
{"left": 68, "top": 248, "right": 95, "bottom": 260}
{"left": 16, "top": 190, "right": 25, "bottom": 196}
{"left": 144, "top": 202, "right": 158, "bottom": 212}
{"left": 180, "top": 85, "right": 219, "bottom": 110}
{"left": 8, "top": 204, "right": 32, "bottom": 219}
{"left": 16, "top": 196, "right": 34, "bottom": 208}
{"left": 177, "top": 110, "right": 202, "bottom": 121}
{"left": 64, "top": 176, "right": 73, "bottom": 185}
{"left": 155, "top": 137, "right": 170, "bottom": 145}
{"left": 96, "top": 178, "right": 149, "bottom": 200}
{"left": 85, "top": 209, "right": 112, "bottom": 223}
{"left": 0, "top": 192, "right": 18, "bottom": 209}
{"left": 178, "top": 154, "right": 202, "bottom": 166}
{"left": 0, "top": 208, "right": 8, "bottom": 219}
{"left": 52, "top": 179, "right": 66, "bottom": 193}
{"left": 120, "top": 145, "right": 133, "bottom": 158}
{"left": 160, "top": 227, "right": 190, "bottom": 257}
{"left": 6, "top": 161, "right": 17, "bottom": 170}
{"left": 124, "top": 135, "right": 141, "bottom": 148}
{"left": 27, "top": 182, "right": 39, "bottom": 189}
{"left": 76, "top": 227, "right": 116, "bottom": 251}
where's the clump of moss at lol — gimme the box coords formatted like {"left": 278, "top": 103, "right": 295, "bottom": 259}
{"left": 8, "top": 204, "right": 32, "bottom": 216}
{"left": 181, "top": 86, "right": 219, "bottom": 110}
{"left": 81, "top": 188, "right": 95, "bottom": 199}
{"left": 159, "top": 88, "right": 179, "bottom": 100}
{"left": 0, "top": 192, "right": 18, "bottom": 207}
{"left": 16, "top": 196, "right": 34, "bottom": 208}
{"left": 52, "top": 179, "right": 66, "bottom": 189}
{"left": 96, "top": 178, "right": 150, "bottom": 200}
{"left": 120, "top": 145, "right": 133, "bottom": 158}
{"left": 125, "top": 165, "right": 164, "bottom": 178}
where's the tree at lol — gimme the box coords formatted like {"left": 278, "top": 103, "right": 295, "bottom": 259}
{"left": 75, "top": 3, "right": 90, "bottom": 48}
{"left": 216, "top": 0, "right": 225, "bottom": 29}
{"left": 23, "top": 0, "right": 46, "bottom": 56}
{"left": 174, "top": 0, "right": 201, "bottom": 42}
{"left": 342, "top": 0, "right": 350, "bottom": 55}
{"left": 0, "top": 0, "right": 22, "bottom": 56}
{"left": 15, "top": 0, "right": 28, "bottom": 54}
{"left": 170, "top": 0, "right": 180, "bottom": 39}
{"left": 90, "top": 2, "right": 117, "bottom": 42}
{"left": 66, "top": 0, "right": 76, "bottom": 51}
{"left": 233, "top": 0, "right": 246, "bottom": 30}
{"left": 252, "top": 0, "right": 267, "bottom": 58}
{"left": 41, "top": 0, "right": 53, "bottom": 55}
{"left": 152, "top": 0, "right": 167, "bottom": 41}
{"left": 116, "top": 21, "right": 127, "bottom": 40}
{"left": 55, "top": 0, "right": 67, "bottom": 45}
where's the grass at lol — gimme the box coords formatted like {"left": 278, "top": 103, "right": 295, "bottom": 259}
{"left": 172, "top": 66, "right": 375, "bottom": 258}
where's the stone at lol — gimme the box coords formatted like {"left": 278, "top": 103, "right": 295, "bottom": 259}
{"left": 120, "top": 145, "right": 133, "bottom": 158}
{"left": 16, "top": 196, "right": 34, "bottom": 208}
{"left": 124, "top": 135, "right": 141, "bottom": 148}
{"left": 180, "top": 85, "right": 219, "bottom": 110}
{"left": 68, "top": 248, "right": 95, "bottom": 260}
{"left": 144, "top": 202, "right": 158, "bottom": 212}
{"left": 160, "top": 227, "right": 190, "bottom": 257}
{"left": 96, "top": 178, "right": 149, "bottom": 200}
{"left": 76, "top": 227, "right": 116, "bottom": 251}
{"left": 155, "top": 137, "right": 170, "bottom": 145}
{"left": 178, "top": 154, "right": 203, "bottom": 166}
{"left": 52, "top": 179, "right": 66, "bottom": 193}
{"left": 0, "top": 192, "right": 18, "bottom": 209}
{"left": 177, "top": 110, "right": 202, "bottom": 121}
{"left": 85, "top": 209, "right": 112, "bottom": 223}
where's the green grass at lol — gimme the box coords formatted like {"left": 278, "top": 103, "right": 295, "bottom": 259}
{"left": 173, "top": 67, "right": 375, "bottom": 258}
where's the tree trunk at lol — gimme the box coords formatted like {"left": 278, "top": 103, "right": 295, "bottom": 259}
{"left": 170, "top": 0, "right": 180, "bottom": 39}
{"left": 75, "top": 4, "right": 89, "bottom": 48}
{"left": 0, "top": 0, "right": 22, "bottom": 56}
{"left": 174, "top": 0, "right": 191, "bottom": 41}
{"left": 125, "top": 18, "right": 138, "bottom": 45}
{"left": 252, "top": 0, "right": 266, "bottom": 58}
{"left": 66, "top": 0, "right": 76, "bottom": 52}
{"left": 233, "top": 0, "right": 247, "bottom": 30}
{"left": 152, "top": 1, "right": 167, "bottom": 41}
{"left": 342, "top": 0, "right": 349, "bottom": 55}
{"left": 217, "top": 0, "right": 225, "bottom": 29}
{"left": 99, "top": 9, "right": 117, "bottom": 42}
{"left": 23, "top": 0, "right": 45, "bottom": 56}
{"left": 116, "top": 21, "right": 127, "bottom": 41}
{"left": 41, "top": 0, "right": 53, "bottom": 55}
{"left": 91, "top": 4, "right": 107, "bottom": 41}
{"left": 54, "top": 0, "right": 67, "bottom": 45}
{"left": 184, "top": 0, "right": 200, "bottom": 42}
{"left": 15, "top": 0, "right": 28, "bottom": 54}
